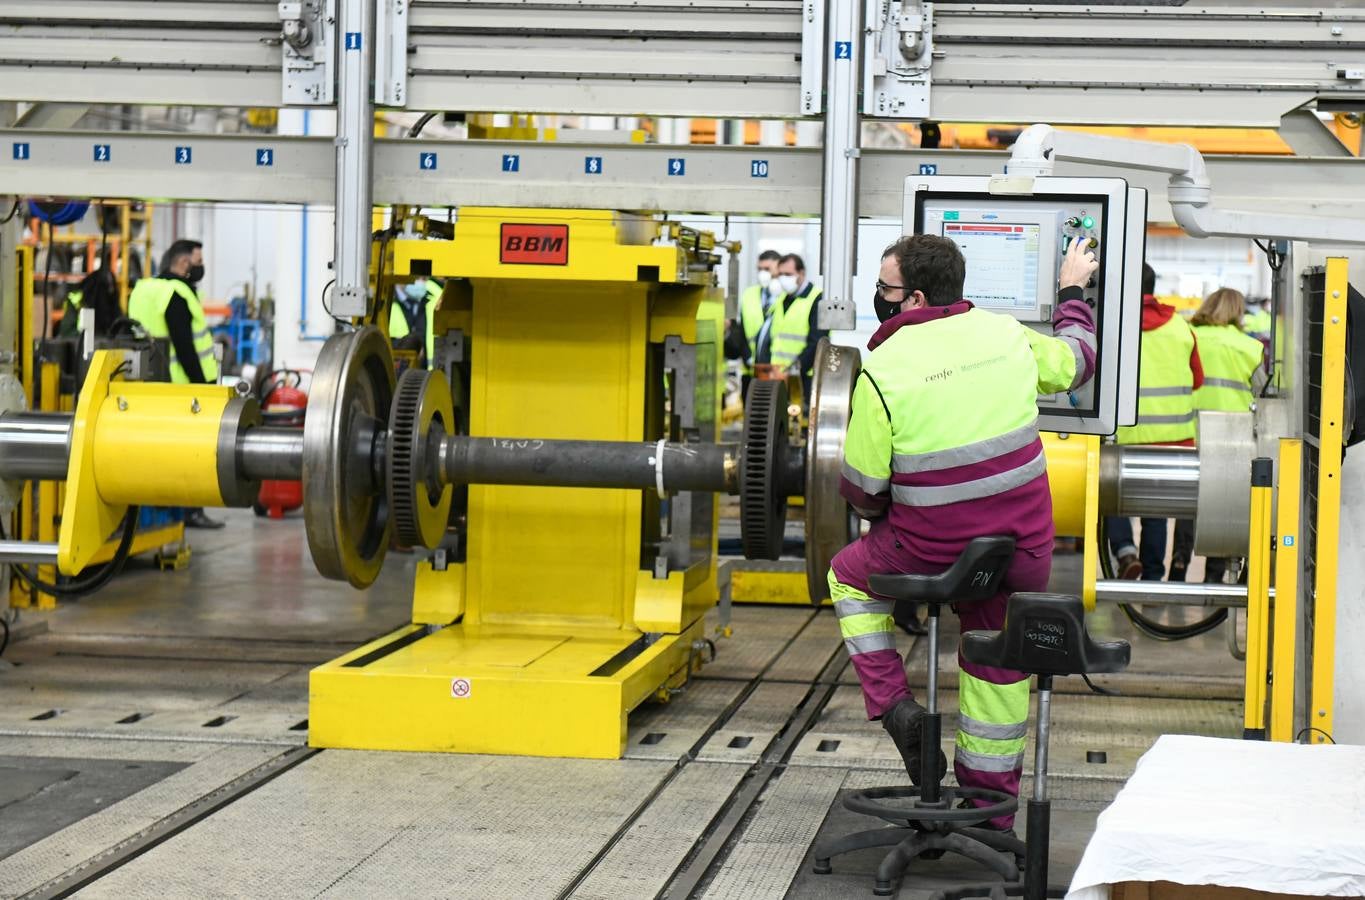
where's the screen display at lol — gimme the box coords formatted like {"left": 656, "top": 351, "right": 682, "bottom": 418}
{"left": 942, "top": 222, "right": 1041, "bottom": 310}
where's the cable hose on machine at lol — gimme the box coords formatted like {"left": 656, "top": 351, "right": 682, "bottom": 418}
{"left": 2, "top": 506, "right": 141, "bottom": 598}
{"left": 1098, "top": 519, "right": 1228, "bottom": 641}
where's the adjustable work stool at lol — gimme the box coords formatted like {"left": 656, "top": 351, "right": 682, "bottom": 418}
{"left": 931, "top": 592, "right": 1131, "bottom": 900}
{"left": 813, "top": 536, "right": 1027, "bottom": 896}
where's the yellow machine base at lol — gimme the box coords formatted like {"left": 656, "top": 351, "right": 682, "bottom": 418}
{"left": 730, "top": 567, "right": 829, "bottom": 606}
{"left": 309, "top": 617, "right": 705, "bottom": 759}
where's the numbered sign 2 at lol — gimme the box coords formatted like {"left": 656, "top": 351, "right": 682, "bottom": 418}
{"left": 668, "top": 158, "right": 686, "bottom": 177}
{"left": 175, "top": 146, "right": 192, "bottom": 165}
{"left": 835, "top": 41, "right": 852, "bottom": 59}
{"left": 94, "top": 144, "right": 111, "bottom": 163}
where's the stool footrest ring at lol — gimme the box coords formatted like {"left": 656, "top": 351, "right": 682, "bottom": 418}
{"left": 846, "top": 785, "right": 1017, "bottom": 827}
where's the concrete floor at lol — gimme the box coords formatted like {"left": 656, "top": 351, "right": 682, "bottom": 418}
{"left": 0, "top": 510, "right": 1244, "bottom": 899}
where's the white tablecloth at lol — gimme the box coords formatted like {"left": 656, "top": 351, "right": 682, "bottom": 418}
{"left": 1067, "top": 734, "right": 1365, "bottom": 899}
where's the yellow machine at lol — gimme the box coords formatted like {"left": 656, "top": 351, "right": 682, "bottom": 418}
{"left": 312, "top": 209, "right": 727, "bottom": 757}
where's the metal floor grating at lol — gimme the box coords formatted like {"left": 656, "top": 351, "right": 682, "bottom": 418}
{"left": 0, "top": 514, "right": 1254, "bottom": 899}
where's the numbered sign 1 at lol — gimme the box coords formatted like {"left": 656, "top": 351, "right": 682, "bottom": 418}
{"left": 835, "top": 41, "right": 852, "bottom": 59}
{"left": 93, "top": 144, "right": 111, "bottom": 163}
{"left": 175, "top": 146, "right": 192, "bottom": 165}
{"left": 668, "top": 158, "right": 686, "bottom": 177}
{"left": 918, "top": 163, "right": 938, "bottom": 175}
{"left": 256, "top": 148, "right": 274, "bottom": 167}
{"left": 345, "top": 32, "right": 362, "bottom": 50}
{"left": 501, "top": 154, "right": 520, "bottom": 173}
{"left": 584, "top": 156, "right": 602, "bottom": 175}
{"left": 419, "top": 152, "right": 438, "bottom": 171}
{"left": 750, "top": 160, "right": 769, "bottom": 179}
{"left": 11, "top": 142, "right": 29, "bottom": 161}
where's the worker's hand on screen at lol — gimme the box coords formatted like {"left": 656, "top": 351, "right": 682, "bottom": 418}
{"left": 1059, "top": 237, "right": 1099, "bottom": 290}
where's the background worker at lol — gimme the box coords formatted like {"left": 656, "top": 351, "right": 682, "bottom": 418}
{"left": 728, "top": 249, "right": 782, "bottom": 400}
{"left": 390, "top": 276, "right": 443, "bottom": 368}
{"left": 830, "top": 235, "right": 1098, "bottom": 831}
{"left": 1170, "top": 287, "right": 1267, "bottom": 583}
{"left": 752, "top": 253, "right": 827, "bottom": 402}
{"left": 128, "top": 238, "right": 223, "bottom": 530}
{"left": 1105, "top": 264, "right": 1202, "bottom": 580}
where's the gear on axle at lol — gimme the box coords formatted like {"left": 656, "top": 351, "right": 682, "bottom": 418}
{"left": 387, "top": 368, "right": 454, "bottom": 550}
{"left": 740, "top": 378, "right": 789, "bottom": 560}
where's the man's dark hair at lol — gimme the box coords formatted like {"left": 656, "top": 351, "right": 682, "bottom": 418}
{"left": 779, "top": 253, "right": 806, "bottom": 272}
{"left": 1142, "top": 263, "right": 1156, "bottom": 296}
{"left": 758, "top": 249, "right": 781, "bottom": 263}
{"left": 159, "top": 238, "right": 203, "bottom": 274}
{"left": 882, "top": 235, "right": 965, "bottom": 308}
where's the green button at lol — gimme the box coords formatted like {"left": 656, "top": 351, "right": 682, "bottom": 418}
{"left": 1082, "top": 215, "right": 1095, "bottom": 229}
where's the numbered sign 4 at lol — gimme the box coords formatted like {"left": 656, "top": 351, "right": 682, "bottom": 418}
{"left": 257, "top": 148, "right": 274, "bottom": 167}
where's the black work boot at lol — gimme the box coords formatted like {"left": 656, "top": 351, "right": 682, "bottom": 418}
{"left": 882, "top": 698, "right": 946, "bottom": 786}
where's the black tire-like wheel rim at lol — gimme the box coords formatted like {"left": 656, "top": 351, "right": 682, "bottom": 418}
{"left": 741, "top": 379, "right": 788, "bottom": 560}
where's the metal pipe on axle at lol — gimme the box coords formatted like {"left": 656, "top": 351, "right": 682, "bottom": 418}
{"left": 439, "top": 435, "right": 740, "bottom": 494}
{"left": 238, "top": 428, "right": 306, "bottom": 482}
{"left": 0, "top": 412, "right": 73, "bottom": 482}
{"left": 1099, "top": 444, "right": 1200, "bottom": 519}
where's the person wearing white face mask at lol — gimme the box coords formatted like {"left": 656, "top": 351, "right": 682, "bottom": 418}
{"left": 753, "top": 253, "right": 826, "bottom": 401}
{"left": 729, "top": 250, "right": 783, "bottom": 398}
{"left": 390, "top": 277, "right": 443, "bottom": 368}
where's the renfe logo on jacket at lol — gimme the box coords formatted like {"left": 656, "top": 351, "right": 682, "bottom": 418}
{"left": 500, "top": 223, "right": 569, "bottom": 265}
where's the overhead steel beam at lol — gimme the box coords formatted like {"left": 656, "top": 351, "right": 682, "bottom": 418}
{"left": 1278, "top": 109, "right": 1352, "bottom": 157}
{"left": 2, "top": 3, "right": 1363, "bottom": 126}
{"left": 3, "top": 131, "right": 1363, "bottom": 223}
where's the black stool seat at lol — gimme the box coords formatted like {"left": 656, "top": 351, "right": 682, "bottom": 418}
{"left": 960, "top": 592, "right": 1130, "bottom": 677}
{"left": 868, "top": 535, "right": 1016, "bottom": 607}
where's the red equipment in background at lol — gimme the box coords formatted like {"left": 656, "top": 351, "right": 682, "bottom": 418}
{"left": 254, "top": 370, "right": 308, "bottom": 519}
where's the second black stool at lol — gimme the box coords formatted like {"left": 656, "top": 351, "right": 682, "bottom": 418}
{"left": 813, "top": 536, "right": 1027, "bottom": 896}
{"left": 930, "top": 592, "right": 1131, "bottom": 900}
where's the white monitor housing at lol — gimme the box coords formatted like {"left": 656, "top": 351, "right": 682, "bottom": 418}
{"left": 904, "top": 175, "right": 1146, "bottom": 436}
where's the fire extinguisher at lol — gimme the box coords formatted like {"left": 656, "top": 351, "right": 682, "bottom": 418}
{"left": 254, "top": 369, "right": 308, "bottom": 519}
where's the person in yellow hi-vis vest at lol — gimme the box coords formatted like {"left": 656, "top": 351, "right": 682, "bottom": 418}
{"left": 730, "top": 249, "right": 782, "bottom": 399}
{"left": 831, "top": 234, "right": 1098, "bottom": 832}
{"left": 128, "top": 238, "right": 223, "bottom": 529}
{"left": 1105, "top": 263, "right": 1203, "bottom": 579}
{"left": 1170, "top": 286, "right": 1267, "bottom": 582}
{"left": 390, "top": 277, "right": 443, "bottom": 368}
{"left": 752, "top": 253, "right": 826, "bottom": 401}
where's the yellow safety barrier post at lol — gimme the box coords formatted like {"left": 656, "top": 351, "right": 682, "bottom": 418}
{"left": 1269, "top": 438, "right": 1302, "bottom": 742}
{"left": 1309, "top": 258, "right": 1348, "bottom": 743}
{"left": 1242, "top": 457, "right": 1273, "bottom": 740}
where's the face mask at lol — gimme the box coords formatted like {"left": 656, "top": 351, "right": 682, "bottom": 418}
{"left": 187, "top": 264, "right": 204, "bottom": 285}
{"left": 777, "top": 274, "right": 799, "bottom": 295}
{"left": 756, "top": 270, "right": 773, "bottom": 288}
{"left": 404, "top": 281, "right": 427, "bottom": 301}
{"left": 874, "top": 288, "right": 903, "bottom": 323}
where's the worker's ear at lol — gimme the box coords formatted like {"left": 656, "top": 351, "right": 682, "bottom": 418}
{"left": 905, "top": 289, "right": 928, "bottom": 311}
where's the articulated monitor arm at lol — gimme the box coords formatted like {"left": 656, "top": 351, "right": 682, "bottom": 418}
{"left": 1006, "top": 123, "right": 1365, "bottom": 245}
